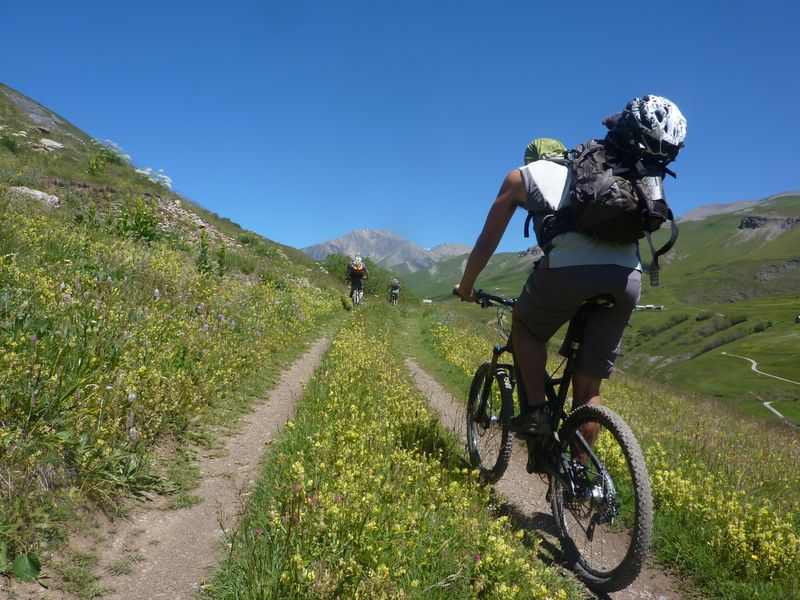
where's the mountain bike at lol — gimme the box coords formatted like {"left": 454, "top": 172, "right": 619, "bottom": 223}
{"left": 463, "top": 289, "right": 653, "bottom": 592}
{"left": 390, "top": 290, "right": 399, "bottom": 306}
{"left": 351, "top": 287, "right": 362, "bottom": 307}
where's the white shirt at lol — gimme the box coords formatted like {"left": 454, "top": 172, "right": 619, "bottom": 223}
{"left": 519, "top": 161, "right": 641, "bottom": 270}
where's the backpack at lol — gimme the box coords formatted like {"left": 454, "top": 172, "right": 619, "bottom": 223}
{"left": 524, "top": 139, "right": 679, "bottom": 286}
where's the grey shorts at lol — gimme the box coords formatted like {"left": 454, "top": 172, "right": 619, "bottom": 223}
{"left": 513, "top": 264, "right": 641, "bottom": 378}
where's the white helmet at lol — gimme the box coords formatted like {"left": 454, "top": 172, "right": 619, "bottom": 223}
{"left": 622, "top": 95, "right": 686, "bottom": 161}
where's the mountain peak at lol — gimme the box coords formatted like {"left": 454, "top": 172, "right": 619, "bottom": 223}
{"left": 302, "top": 229, "right": 471, "bottom": 274}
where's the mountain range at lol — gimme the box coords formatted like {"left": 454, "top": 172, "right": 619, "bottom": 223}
{"left": 302, "top": 228, "right": 471, "bottom": 274}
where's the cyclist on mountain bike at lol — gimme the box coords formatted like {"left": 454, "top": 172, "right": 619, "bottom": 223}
{"left": 347, "top": 254, "right": 369, "bottom": 305}
{"left": 454, "top": 95, "right": 686, "bottom": 436}
{"left": 388, "top": 278, "right": 401, "bottom": 305}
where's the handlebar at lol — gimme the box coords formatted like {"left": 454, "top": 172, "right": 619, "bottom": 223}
{"left": 453, "top": 288, "right": 516, "bottom": 308}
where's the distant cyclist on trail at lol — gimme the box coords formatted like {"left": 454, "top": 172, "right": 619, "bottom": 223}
{"left": 454, "top": 95, "right": 687, "bottom": 436}
{"left": 347, "top": 254, "right": 369, "bottom": 305}
{"left": 388, "top": 278, "right": 401, "bottom": 306}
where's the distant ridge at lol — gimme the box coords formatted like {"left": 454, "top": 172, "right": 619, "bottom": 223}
{"left": 302, "top": 229, "right": 471, "bottom": 274}
{"left": 680, "top": 191, "right": 800, "bottom": 222}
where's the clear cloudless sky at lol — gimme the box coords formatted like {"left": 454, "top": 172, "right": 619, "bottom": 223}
{"left": 2, "top": 0, "right": 798, "bottom": 253}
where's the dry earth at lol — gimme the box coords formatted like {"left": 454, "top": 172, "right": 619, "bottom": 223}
{"left": 3, "top": 338, "right": 330, "bottom": 600}
{"left": 404, "top": 358, "right": 685, "bottom": 600}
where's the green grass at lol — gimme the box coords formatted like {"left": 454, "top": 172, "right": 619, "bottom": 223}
{"left": 423, "top": 307, "right": 800, "bottom": 599}
{"left": 205, "top": 306, "right": 583, "bottom": 599}
{"left": 0, "top": 84, "right": 346, "bottom": 590}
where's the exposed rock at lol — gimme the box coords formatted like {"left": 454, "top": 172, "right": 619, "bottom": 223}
{"left": 157, "top": 198, "right": 239, "bottom": 248}
{"left": 30, "top": 138, "right": 65, "bottom": 153}
{"left": 7, "top": 186, "right": 61, "bottom": 208}
{"left": 739, "top": 216, "right": 800, "bottom": 230}
{"left": 1, "top": 87, "right": 63, "bottom": 129}
{"left": 47, "top": 177, "right": 116, "bottom": 195}
{"left": 755, "top": 260, "right": 800, "bottom": 282}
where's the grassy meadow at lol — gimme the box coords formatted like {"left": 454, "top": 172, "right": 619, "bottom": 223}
{"left": 421, "top": 306, "right": 800, "bottom": 599}
{"left": 205, "top": 307, "right": 583, "bottom": 599}
{"left": 0, "top": 84, "right": 346, "bottom": 584}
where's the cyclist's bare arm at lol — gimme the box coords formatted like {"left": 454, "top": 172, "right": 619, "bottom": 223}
{"left": 455, "top": 169, "right": 527, "bottom": 300}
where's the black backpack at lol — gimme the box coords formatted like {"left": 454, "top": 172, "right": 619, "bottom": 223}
{"left": 524, "top": 139, "right": 679, "bottom": 286}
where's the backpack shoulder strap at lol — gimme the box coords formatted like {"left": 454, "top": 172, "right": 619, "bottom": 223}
{"left": 644, "top": 216, "right": 678, "bottom": 286}
{"left": 522, "top": 153, "right": 574, "bottom": 239}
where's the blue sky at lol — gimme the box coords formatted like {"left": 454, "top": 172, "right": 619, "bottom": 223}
{"left": 2, "top": 1, "right": 798, "bottom": 253}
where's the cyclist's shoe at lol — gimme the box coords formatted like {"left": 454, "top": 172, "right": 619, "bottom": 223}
{"left": 509, "top": 405, "right": 551, "bottom": 436}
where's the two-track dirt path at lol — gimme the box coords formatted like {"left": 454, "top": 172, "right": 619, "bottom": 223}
{"left": 97, "top": 337, "right": 331, "bottom": 599}
{"left": 405, "top": 358, "right": 685, "bottom": 600}
{"left": 7, "top": 336, "right": 684, "bottom": 600}
{"left": 5, "top": 337, "right": 330, "bottom": 600}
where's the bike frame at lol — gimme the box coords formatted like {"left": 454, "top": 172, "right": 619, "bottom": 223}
{"left": 476, "top": 291, "right": 614, "bottom": 495}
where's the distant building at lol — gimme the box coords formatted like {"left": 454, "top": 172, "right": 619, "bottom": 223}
{"left": 635, "top": 305, "right": 665, "bottom": 311}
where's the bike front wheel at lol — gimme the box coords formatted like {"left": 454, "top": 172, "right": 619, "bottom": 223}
{"left": 466, "top": 362, "right": 514, "bottom": 483}
{"left": 550, "top": 404, "right": 653, "bottom": 592}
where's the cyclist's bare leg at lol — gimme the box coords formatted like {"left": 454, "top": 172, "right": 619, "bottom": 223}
{"left": 511, "top": 311, "right": 547, "bottom": 409}
{"left": 571, "top": 368, "right": 602, "bottom": 462}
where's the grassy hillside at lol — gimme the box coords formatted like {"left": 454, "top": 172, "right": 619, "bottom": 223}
{"left": 0, "top": 84, "right": 345, "bottom": 580}
{"left": 405, "top": 195, "right": 800, "bottom": 421}
{"left": 624, "top": 193, "right": 800, "bottom": 415}
{"left": 419, "top": 304, "right": 799, "bottom": 599}
{"left": 404, "top": 250, "right": 539, "bottom": 300}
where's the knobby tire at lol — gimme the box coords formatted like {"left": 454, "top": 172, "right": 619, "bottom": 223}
{"left": 466, "top": 362, "right": 514, "bottom": 483}
{"left": 549, "top": 404, "right": 653, "bottom": 592}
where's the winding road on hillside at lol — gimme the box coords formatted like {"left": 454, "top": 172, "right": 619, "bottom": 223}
{"left": 405, "top": 358, "right": 685, "bottom": 600}
{"left": 720, "top": 352, "right": 800, "bottom": 386}
{"left": 720, "top": 352, "right": 800, "bottom": 428}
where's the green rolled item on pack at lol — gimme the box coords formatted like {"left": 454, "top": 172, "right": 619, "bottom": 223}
{"left": 523, "top": 137, "right": 567, "bottom": 164}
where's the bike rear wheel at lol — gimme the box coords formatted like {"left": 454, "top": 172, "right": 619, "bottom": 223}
{"left": 466, "top": 362, "right": 514, "bottom": 483}
{"left": 550, "top": 404, "right": 652, "bottom": 592}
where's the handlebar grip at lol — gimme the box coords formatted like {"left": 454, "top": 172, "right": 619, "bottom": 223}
{"left": 452, "top": 287, "right": 472, "bottom": 302}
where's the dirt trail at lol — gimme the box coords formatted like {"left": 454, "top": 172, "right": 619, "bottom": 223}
{"left": 5, "top": 338, "right": 683, "bottom": 600}
{"left": 98, "top": 337, "right": 330, "bottom": 599}
{"left": 405, "top": 358, "right": 684, "bottom": 600}
{"left": 6, "top": 338, "right": 330, "bottom": 600}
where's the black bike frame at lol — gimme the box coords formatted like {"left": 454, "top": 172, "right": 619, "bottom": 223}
{"left": 475, "top": 290, "right": 615, "bottom": 494}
